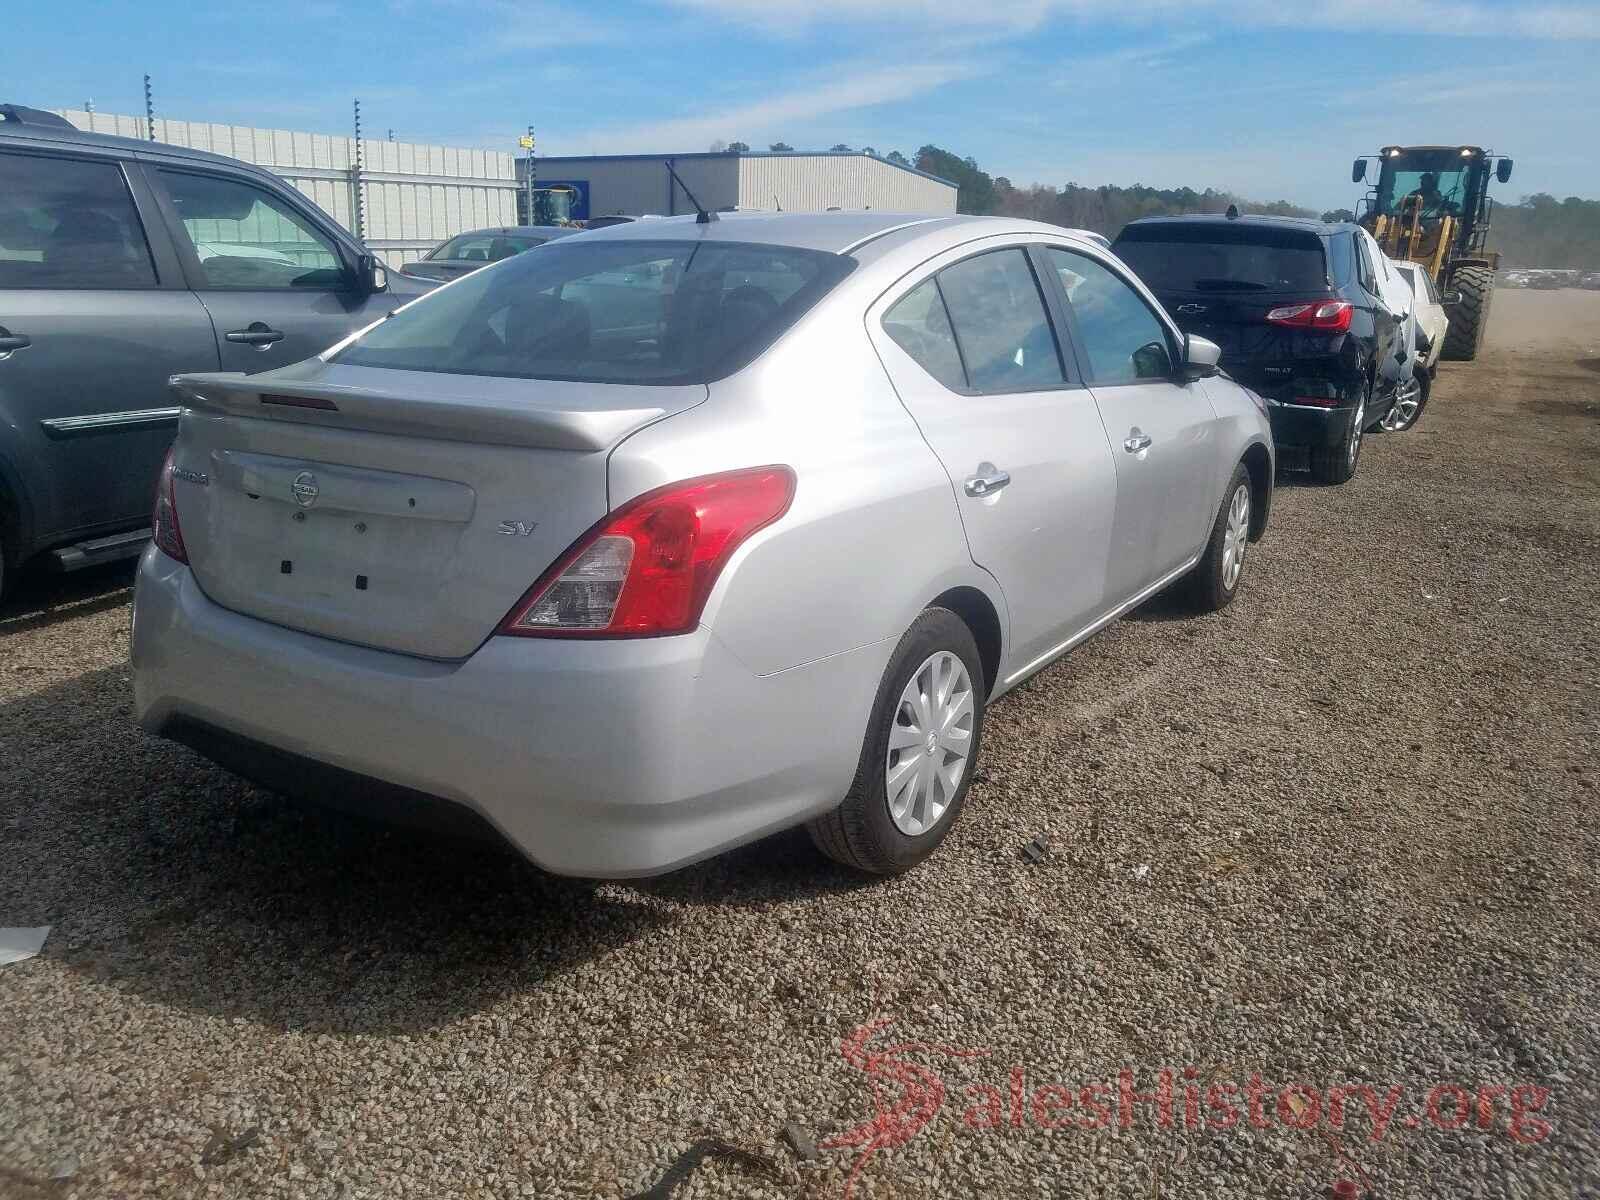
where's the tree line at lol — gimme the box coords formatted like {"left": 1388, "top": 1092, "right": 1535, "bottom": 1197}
{"left": 708, "top": 141, "right": 1599, "bottom": 268}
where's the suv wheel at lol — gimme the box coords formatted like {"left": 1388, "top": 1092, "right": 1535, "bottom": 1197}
{"left": 1311, "top": 395, "right": 1365, "bottom": 485}
{"left": 808, "top": 607, "right": 985, "bottom": 874}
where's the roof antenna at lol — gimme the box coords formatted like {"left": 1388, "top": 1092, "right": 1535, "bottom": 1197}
{"left": 1225, "top": 203, "right": 1240, "bottom": 220}
{"left": 665, "top": 160, "right": 717, "bottom": 223}
{"left": 773, "top": 194, "right": 782, "bottom": 212}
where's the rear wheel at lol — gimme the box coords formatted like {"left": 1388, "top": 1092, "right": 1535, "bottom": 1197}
{"left": 808, "top": 608, "right": 985, "bottom": 875}
{"left": 1441, "top": 266, "right": 1494, "bottom": 361}
{"left": 1181, "top": 464, "right": 1253, "bottom": 613}
{"left": 1380, "top": 369, "right": 1430, "bottom": 432}
{"left": 1310, "top": 395, "right": 1365, "bottom": 485}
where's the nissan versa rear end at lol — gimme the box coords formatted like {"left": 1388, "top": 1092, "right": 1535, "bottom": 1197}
{"left": 133, "top": 212, "right": 1273, "bottom": 877}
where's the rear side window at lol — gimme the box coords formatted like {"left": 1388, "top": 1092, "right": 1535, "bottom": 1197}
{"left": 337, "top": 238, "right": 855, "bottom": 385}
{"left": 1048, "top": 249, "right": 1173, "bottom": 384}
{"left": 0, "top": 151, "right": 157, "bottom": 288}
{"left": 882, "top": 278, "right": 966, "bottom": 391}
{"left": 159, "top": 170, "right": 346, "bottom": 290}
{"left": 936, "top": 249, "right": 1064, "bottom": 392}
{"left": 1113, "top": 223, "right": 1328, "bottom": 294}
{"left": 1325, "top": 234, "right": 1356, "bottom": 287}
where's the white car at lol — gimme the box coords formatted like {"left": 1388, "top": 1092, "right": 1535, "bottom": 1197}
{"left": 1391, "top": 261, "right": 1450, "bottom": 371}
{"left": 1373, "top": 250, "right": 1425, "bottom": 432}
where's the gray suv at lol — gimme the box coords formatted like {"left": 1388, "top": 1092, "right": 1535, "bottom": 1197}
{"left": 0, "top": 104, "right": 424, "bottom": 594}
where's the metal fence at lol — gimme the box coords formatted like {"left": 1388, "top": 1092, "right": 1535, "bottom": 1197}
{"left": 52, "top": 109, "right": 520, "bottom": 267}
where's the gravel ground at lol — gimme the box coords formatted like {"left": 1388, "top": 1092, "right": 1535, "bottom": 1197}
{"left": 2, "top": 289, "right": 1598, "bottom": 1200}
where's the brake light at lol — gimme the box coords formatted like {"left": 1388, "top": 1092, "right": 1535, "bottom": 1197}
{"left": 1264, "top": 300, "right": 1353, "bottom": 333}
{"left": 152, "top": 447, "right": 187, "bottom": 563}
{"left": 498, "top": 466, "right": 796, "bottom": 638}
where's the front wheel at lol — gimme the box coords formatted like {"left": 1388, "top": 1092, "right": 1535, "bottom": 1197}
{"left": 808, "top": 608, "right": 985, "bottom": 875}
{"left": 1181, "top": 464, "right": 1253, "bottom": 613}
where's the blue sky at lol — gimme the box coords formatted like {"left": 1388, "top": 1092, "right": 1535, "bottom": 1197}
{"left": 7, "top": 0, "right": 1598, "bottom": 211}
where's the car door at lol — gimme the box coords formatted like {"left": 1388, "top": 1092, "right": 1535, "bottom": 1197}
{"left": 867, "top": 241, "right": 1118, "bottom": 678}
{"left": 1042, "top": 246, "right": 1220, "bottom": 603}
{"left": 0, "top": 145, "right": 218, "bottom": 551}
{"left": 145, "top": 164, "right": 390, "bottom": 373}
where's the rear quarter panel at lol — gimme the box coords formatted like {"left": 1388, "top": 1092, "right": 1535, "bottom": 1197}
{"left": 606, "top": 291, "right": 1000, "bottom": 681}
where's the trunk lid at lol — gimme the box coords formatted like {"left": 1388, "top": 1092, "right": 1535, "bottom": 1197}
{"left": 1151, "top": 289, "right": 1346, "bottom": 389}
{"left": 168, "top": 361, "right": 704, "bottom": 659}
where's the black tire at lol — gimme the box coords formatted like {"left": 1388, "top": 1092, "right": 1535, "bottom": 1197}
{"left": 1310, "top": 394, "right": 1366, "bottom": 485}
{"left": 1441, "top": 266, "right": 1494, "bottom": 361}
{"left": 1180, "top": 463, "right": 1253, "bottom": 613}
{"left": 808, "top": 607, "right": 985, "bottom": 875}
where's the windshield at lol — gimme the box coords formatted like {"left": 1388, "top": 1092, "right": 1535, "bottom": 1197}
{"left": 1374, "top": 150, "right": 1475, "bottom": 218}
{"left": 337, "top": 238, "right": 855, "bottom": 385}
{"left": 428, "top": 232, "right": 544, "bottom": 262}
{"left": 1113, "top": 224, "right": 1329, "bottom": 294}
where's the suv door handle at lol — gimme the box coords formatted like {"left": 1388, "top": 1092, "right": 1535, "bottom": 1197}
{"left": 1123, "top": 432, "right": 1154, "bottom": 453}
{"left": 225, "top": 322, "right": 285, "bottom": 347}
{"left": 963, "top": 465, "right": 1011, "bottom": 497}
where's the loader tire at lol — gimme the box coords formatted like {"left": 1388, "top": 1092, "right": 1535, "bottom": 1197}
{"left": 1441, "top": 266, "right": 1494, "bottom": 362}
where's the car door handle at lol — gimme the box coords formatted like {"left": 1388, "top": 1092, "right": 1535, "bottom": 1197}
{"left": 1123, "top": 432, "right": 1153, "bottom": 453}
{"left": 0, "top": 328, "right": 30, "bottom": 356}
{"left": 963, "top": 466, "right": 1011, "bottom": 497}
{"left": 225, "top": 322, "right": 285, "bottom": 347}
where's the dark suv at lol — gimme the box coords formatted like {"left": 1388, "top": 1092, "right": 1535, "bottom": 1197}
{"left": 1112, "top": 215, "right": 1401, "bottom": 484}
{"left": 0, "top": 104, "right": 427, "bottom": 595}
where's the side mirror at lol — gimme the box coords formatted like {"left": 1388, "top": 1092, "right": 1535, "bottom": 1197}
{"left": 354, "top": 252, "right": 389, "bottom": 295}
{"left": 1496, "top": 158, "right": 1514, "bottom": 183}
{"left": 1182, "top": 334, "right": 1222, "bottom": 380}
{"left": 1351, "top": 159, "right": 1367, "bottom": 184}
{"left": 1441, "top": 290, "right": 1463, "bottom": 306}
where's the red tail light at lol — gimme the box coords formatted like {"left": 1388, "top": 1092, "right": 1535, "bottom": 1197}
{"left": 152, "top": 447, "right": 187, "bottom": 563}
{"left": 1264, "top": 300, "right": 1353, "bottom": 333}
{"left": 498, "top": 466, "right": 796, "bottom": 638}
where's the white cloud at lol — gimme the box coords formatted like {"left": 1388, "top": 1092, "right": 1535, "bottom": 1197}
{"left": 547, "top": 60, "right": 979, "bottom": 155}
{"left": 666, "top": 0, "right": 1600, "bottom": 39}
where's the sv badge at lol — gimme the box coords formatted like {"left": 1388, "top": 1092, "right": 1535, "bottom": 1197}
{"left": 497, "top": 520, "right": 539, "bottom": 537}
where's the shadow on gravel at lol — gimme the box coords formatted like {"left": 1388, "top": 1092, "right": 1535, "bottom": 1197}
{"left": 0, "top": 560, "right": 136, "bottom": 634}
{"left": 628, "top": 825, "right": 877, "bottom": 909}
{"left": 1, "top": 665, "right": 671, "bottom": 1036}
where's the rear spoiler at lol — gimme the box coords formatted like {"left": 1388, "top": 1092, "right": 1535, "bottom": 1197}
{"left": 169, "top": 370, "right": 685, "bottom": 453}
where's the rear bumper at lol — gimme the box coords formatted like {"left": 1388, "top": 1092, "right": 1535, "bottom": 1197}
{"left": 131, "top": 549, "right": 883, "bottom": 877}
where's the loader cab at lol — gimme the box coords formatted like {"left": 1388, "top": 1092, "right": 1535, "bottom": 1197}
{"left": 1357, "top": 146, "right": 1509, "bottom": 258}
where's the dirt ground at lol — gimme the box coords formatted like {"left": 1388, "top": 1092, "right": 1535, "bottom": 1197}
{"left": 2, "top": 290, "right": 1598, "bottom": 1199}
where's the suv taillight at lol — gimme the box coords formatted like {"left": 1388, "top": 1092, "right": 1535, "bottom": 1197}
{"left": 1264, "top": 300, "right": 1353, "bottom": 332}
{"left": 498, "top": 466, "right": 796, "bottom": 638}
{"left": 152, "top": 447, "right": 187, "bottom": 563}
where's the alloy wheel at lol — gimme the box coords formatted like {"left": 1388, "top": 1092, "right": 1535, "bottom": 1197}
{"left": 1222, "top": 483, "right": 1250, "bottom": 591}
{"left": 1349, "top": 398, "right": 1366, "bottom": 468}
{"left": 1382, "top": 378, "right": 1423, "bottom": 431}
{"left": 885, "top": 651, "right": 975, "bottom": 836}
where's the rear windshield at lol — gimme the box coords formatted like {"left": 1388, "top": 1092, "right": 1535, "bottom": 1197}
{"left": 428, "top": 232, "right": 544, "bottom": 261}
{"left": 1113, "top": 224, "right": 1330, "bottom": 294}
{"left": 337, "top": 238, "right": 855, "bottom": 385}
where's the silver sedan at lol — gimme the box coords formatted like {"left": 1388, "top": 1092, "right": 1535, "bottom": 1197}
{"left": 132, "top": 212, "right": 1274, "bottom": 877}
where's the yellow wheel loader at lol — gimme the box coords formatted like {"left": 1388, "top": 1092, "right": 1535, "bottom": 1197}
{"left": 1352, "top": 145, "right": 1514, "bottom": 361}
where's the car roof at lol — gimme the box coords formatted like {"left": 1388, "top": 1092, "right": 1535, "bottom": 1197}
{"left": 1120, "top": 213, "right": 1349, "bottom": 236}
{"left": 567, "top": 211, "right": 1098, "bottom": 257}
{"left": 0, "top": 106, "right": 277, "bottom": 173}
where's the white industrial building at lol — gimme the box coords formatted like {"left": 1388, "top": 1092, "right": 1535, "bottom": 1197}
{"left": 520, "top": 151, "right": 958, "bottom": 221}
{"left": 50, "top": 108, "right": 519, "bottom": 266}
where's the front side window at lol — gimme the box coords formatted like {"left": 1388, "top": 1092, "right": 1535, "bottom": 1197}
{"left": 935, "top": 249, "right": 1064, "bottom": 393}
{"left": 159, "top": 170, "right": 345, "bottom": 289}
{"left": 336, "top": 238, "right": 854, "bottom": 385}
{"left": 0, "top": 151, "right": 156, "bottom": 289}
{"left": 882, "top": 277, "right": 966, "bottom": 391}
{"left": 1049, "top": 249, "right": 1172, "bottom": 384}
